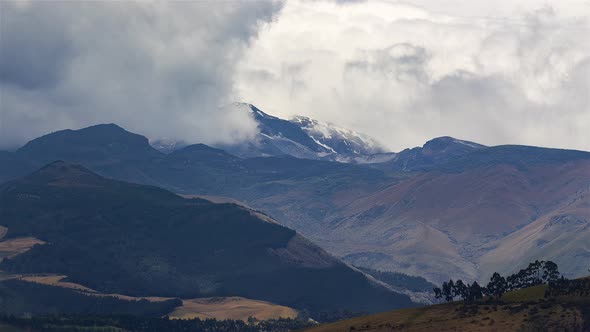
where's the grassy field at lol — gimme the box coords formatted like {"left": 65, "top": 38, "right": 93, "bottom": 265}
{"left": 305, "top": 281, "right": 590, "bottom": 332}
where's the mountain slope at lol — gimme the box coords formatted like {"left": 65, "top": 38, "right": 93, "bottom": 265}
{"left": 479, "top": 187, "right": 590, "bottom": 279}
{"left": 313, "top": 153, "right": 590, "bottom": 282}
{"left": 382, "top": 136, "right": 486, "bottom": 171}
{"left": 291, "top": 115, "right": 384, "bottom": 156}
{"left": 0, "top": 161, "right": 412, "bottom": 313}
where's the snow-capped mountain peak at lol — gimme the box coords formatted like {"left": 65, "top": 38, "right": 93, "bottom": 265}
{"left": 291, "top": 115, "right": 385, "bottom": 156}
{"left": 151, "top": 103, "right": 388, "bottom": 162}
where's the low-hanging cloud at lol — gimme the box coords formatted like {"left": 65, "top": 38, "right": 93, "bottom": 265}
{"left": 236, "top": 0, "right": 590, "bottom": 151}
{"left": 0, "top": 1, "right": 282, "bottom": 149}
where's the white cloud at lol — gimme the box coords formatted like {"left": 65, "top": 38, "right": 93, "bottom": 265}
{"left": 1, "top": 0, "right": 588, "bottom": 152}
{"left": 236, "top": 0, "right": 590, "bottom": 151}
{"left": 0, "top": 1, "right": 282, "bottom": 149}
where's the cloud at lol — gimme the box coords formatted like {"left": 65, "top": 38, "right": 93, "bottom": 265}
{"left": 0, "top": 1, "right": 282, "bottom": 149}
{"left": 236, "top": 0, "right": 590, "bottom": 151}
{"left": 1, "top": 0, "right": 588, "bottom": 152}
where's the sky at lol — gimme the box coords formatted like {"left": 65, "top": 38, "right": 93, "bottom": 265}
{"left": 1, "top": 0, "right": 589, "bottom": 152}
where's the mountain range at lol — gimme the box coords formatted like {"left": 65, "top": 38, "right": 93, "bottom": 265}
{"left": 0, "top": 104, "right": 588, "bottom": 288}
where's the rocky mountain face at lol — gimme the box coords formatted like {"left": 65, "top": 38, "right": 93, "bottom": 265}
{"left": 0, "top": 161, "right": 412, "bottom": 313}
{"left": 0, "top": 123, "right": 588, "bottom": 286}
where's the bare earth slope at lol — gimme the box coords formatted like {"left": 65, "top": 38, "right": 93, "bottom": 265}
{"left": 319, "top": 160, "right": 590, "bottom": 282}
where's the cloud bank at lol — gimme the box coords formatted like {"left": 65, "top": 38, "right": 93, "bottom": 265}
{"left": 1, "top": 0, "right": 588, "bottom": 152}
{"left": 0, "top": 1, "right": 282, "bottom": 149}
{"left": 236, "top": 0, "right": 590, "bottom": 151}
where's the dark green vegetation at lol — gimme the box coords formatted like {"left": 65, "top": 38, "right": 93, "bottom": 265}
{"left": 357, "top": 267, "right": 436, "bottom": 293}
{"left": 0, "top": 279, "right": 180, "bottom": 316}
{"left": 0, "top": 161, "right": 411, "bottom": 313}
{"left": 433, "top": 260, "right": 562, "bottom": 303}
{"left": 433, "top": 260, "right": 569, "bottom": 303}
{"left": 0, "top": 314, "right": 315, "bottom": 332}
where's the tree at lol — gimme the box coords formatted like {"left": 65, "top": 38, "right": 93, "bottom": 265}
{"left": 453, "top": 280, "right": 468, "bottom": 301}
{"left": 433, "top": 287, "right": 442, "bottom": 300}
{"left": 486, "top": 272, "right": 507, "bottom": 299}
{"left": 442, "top": 280, "right": 455, "bottom": 302}
{"left": 526, "top": 260, "right": 545, "bottom": 286}
{"left": 466, "top": 282, "right": 483, "bottom": 303}
{"left": 542, "top": 261, "right": 560, "bottom": 283}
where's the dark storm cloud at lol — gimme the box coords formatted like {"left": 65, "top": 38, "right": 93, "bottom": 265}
{"left": 0, "top": 1, "right": 283, "bottom": 149}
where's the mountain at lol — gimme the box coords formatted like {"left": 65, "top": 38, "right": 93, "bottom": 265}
{"left": 152, "top": 103, "right": 387, "bottom": 162}
{"left": 291, "top": 115, "right": 384, "bottom": 156}
{"left": 478, "top": 189, "right": 590, "bottom": 280}
{"left": 0, "top": 161, "right": 412, "bottom": 313}
{"left": 0, "top": 124, "right": 588, "bottom": 287}
{"left": 18, "top": 123, "right": 161, "bottom": 163}
{"left": 0, "top": 123, "right": 166, "bottom": 186}
{"left": 318, "top": 151, "right": 590, "bottom": 283}
{"left": 381, "top": 136, "right": 486, "bottom": 171}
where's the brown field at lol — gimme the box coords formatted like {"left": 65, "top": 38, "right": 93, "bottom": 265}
{"left": 305, "top": 283, "right": 589, "bottom": 332}
{"left": 19, "top": 275, "right": 96, "bottom": 293}
{"left": 0, "top": 237, "right": 45, "bottom": 260}
{"left": 19, "top": 274, "right": 172, "bottom": 302}
{"left": 13, "top": 274, "right": 298, "bottom": 321}
{"left": 168, "top": 297, "right": 298, "bottom": 321}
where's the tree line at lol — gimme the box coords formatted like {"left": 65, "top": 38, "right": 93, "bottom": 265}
{"left": 432, "top": 260, "right": 561, "bottom": 303}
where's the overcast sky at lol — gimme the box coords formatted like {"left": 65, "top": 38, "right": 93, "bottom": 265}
{"left": 1, "top": 0, "right": 589, "bottom": 151}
